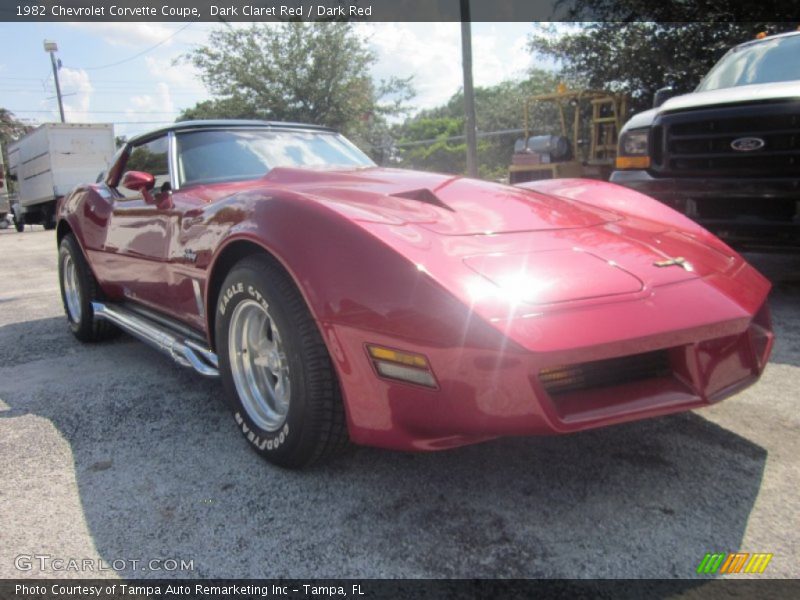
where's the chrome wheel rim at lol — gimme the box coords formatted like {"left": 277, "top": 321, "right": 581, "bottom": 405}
{"left": 228, "top": 299, "right": 291, "bottom": 432}
{"left": 62, "top": 253, "right": 82, "bottom": 323}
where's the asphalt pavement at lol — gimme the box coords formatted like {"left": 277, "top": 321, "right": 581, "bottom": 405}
{"left": 0, "top": 227, "right": 797, "bottom": 579}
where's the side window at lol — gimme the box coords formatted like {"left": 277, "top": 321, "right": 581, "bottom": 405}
{"left": 120, "top": 136, "right": 170, "bottom": 198}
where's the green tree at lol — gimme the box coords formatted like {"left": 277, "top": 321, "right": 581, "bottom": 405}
{"left": 1, "top": 109, "right": 33, "bottom": 188}
{"left": 392, "top": 69, "right": 559, "bottom": 179}
{"left": 178, "top": 22, "right": 414, "bottom": 156}
{"left": 0, "top": 109, "right": 32, "bottom": 148}
{"left": 396, "top": 117, "right": 469, "bottom": 175}
{"left": 529, "top": 19, "right": 790, "bottom": 112}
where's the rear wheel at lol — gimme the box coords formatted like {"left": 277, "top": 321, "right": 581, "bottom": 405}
{"left": 216, "top": 255, "right": 348, "bottom": 468}
{"left": 58, "top": 234, "right": 117, "bottom": 342}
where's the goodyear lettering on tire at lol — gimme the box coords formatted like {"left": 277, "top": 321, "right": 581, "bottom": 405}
{"left": 234, "top": 411, "right": 289, "bottom": 451}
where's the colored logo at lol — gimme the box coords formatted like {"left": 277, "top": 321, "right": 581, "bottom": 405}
{"left": 696, "top": 552, "right": 773, "bottom": 574}
{"left": 730, "top": 137, "right": 766, "bottom": 152}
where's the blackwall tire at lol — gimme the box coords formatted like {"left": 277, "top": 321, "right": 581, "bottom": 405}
{"left": 58, "top": 234, "right": 118, "bottom": 342}
{"left": 216, "top": 255, "right": 348, "bottom": 469}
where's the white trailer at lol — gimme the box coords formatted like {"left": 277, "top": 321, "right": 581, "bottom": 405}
{"left": 8, "top": 123, "right": 115, "bottom": 231}
{"left": 0, "top": 144, "right": 9, "bottom": 229}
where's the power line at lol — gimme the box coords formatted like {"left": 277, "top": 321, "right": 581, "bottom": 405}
{"left": 14, "top": 118, "right": 176, "bottom": 126}
{"left": 77, "top": 23, "right": 193, "bottom": 71}
{"left": 381, "top": 128, "right": 525, "bottom": 150}
{"left": 0, "top": 88, "right": 207, "bottom": 96}
{"left": 7, "top": 109, "right": 182, "bottom": 114}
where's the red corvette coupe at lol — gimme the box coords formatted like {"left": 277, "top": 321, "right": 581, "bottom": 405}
{"left": 56, "top": 120, "right": 773, "bottom": 468}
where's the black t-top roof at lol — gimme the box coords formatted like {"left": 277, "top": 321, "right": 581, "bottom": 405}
{"left": 127, "top": 119, "right": 337, "bottom": 145}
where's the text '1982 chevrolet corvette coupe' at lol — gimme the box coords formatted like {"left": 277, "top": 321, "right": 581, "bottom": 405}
{"left": 56, "top": 120, "right": 774, "bottom": 468}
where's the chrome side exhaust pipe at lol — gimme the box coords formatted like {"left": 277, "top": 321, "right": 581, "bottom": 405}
{"left": 91, "top": 302, "right": 219, "bottom": 377}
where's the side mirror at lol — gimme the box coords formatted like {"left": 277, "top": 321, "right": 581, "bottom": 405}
{"left": 120, "top": 170, "right": 159, "bottom": 205}
{"left": 653, "top": 87, "right": 677, "bottom": 109}
{"left": 121, "top": 170, "right": 155, "bottom": 193}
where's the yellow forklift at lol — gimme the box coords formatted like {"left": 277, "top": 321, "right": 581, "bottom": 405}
{"left": 509, "top": 86, "right": 628, "bottom": 184}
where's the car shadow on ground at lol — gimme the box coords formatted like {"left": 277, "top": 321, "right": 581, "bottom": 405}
{"left": 0, "top": 316, "right": 769, "bottom": 582}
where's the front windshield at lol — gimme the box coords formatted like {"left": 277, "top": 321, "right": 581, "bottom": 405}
{"left": 176, "top": 129, "right": 374, "bottom": 187}
{"left": 697, "top": 34, "right": 800, "bottom": 92}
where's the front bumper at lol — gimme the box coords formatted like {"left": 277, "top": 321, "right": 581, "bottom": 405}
{"left": 610, "top": 170, "right": 800, "bottom": 251}
{"left": 323, "top": 288, "right": 773, "bottom": 452}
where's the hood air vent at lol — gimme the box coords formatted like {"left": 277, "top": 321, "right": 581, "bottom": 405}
{"left": 391, "top": 188, "right": 454, "bottom": 212}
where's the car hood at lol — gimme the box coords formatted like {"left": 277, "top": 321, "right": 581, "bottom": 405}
{"left": 264, "top": 167, "right": 736, "bottom": 304}
{"left": 256, "top": 168, "right": 739, "bottom": 312}
{"left": 264, "top": 166, "right": 620, "bottom": 235}
{"left": 621, "top": 81, "right": 800, "bottom": 132}
{"left": 663, "top": 80, "right": 800, "bottom": 112}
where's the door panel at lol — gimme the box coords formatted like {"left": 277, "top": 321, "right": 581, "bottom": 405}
{"left": 102, "top": 197, "right": 175, "bottom": 310}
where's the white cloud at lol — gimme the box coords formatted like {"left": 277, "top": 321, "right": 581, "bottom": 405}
{"left": 111, "top": 82, "right": 175, "bottom": 138}
{"left": 126, "top": 82, "right": 175, "bottom": 119}
{"left": 58, "top": 68, "right": 93, "bottom": 122}
{"left": 360, "top": 23, "right": 463, "bottom": 109}
{"left": 359, "top": 23, "right": 538, "bottom": 111}
{"left": 144, "top": 55, "right": 206, "bottom": 96}
{"left": 473, "top": 27, "right": 533, "bottom": 84}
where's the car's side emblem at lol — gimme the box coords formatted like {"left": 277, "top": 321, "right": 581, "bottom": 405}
{"left": 654, "top": 256, "right": 689, "bottom": 269}
{"left": 731, "top": 137, "right": 765, "bottom": 152}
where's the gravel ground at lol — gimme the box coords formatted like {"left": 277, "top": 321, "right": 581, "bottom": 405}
{"left": 0, "top": 227, "right": 797, "bottom": 579}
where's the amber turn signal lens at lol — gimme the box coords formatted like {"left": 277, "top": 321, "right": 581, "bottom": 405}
{"left": 367, "top": 345, "right": 429, "bottom": 368}
{"left": 367, "top": 345, "right": 437, "bottom": 388}
{"left": 615, "top": 156, "right": 651, "bottom": 170}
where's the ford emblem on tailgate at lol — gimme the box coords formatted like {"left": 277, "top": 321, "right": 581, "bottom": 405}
{"left": 731, "top": 137, "right": 766, "bottom": 152}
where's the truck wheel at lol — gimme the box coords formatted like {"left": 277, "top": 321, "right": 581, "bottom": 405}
{"left": 58, "top": 234, "right": 117, "bottom": 342}
{"left": 43, "top": 206, "right": 57, "bottom": 230}
{"left": 0, "top": 218, "right": 8, "bottom": 230}
{"left": 216, "top": 255, "right": 348, "bottom": 469}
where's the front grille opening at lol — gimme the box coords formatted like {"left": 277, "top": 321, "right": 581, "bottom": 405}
{"left": 655, "top": 105, "right": 800, "bottom": 178}
{"left": 539, "top": 350, "right": 672, "bottom": 396}
{"left": 650, "top": 125, "right": 664, "bottom": 166}
{"left": 696, "top": 197, "right": 797, "bottom": 222}
{"left": 670, "top": 113, "right": 799, "bottom": 136}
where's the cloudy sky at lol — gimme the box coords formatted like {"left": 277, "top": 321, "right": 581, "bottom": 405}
{"left": 0, "top": 22, "right": 550, "bottom": 138}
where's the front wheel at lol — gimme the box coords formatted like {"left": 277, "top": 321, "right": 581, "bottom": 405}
{"left": 216, "top": 255, "right": 348, "bottom": 468}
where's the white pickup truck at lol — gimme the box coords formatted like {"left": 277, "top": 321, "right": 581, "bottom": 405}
{"left": 611, "top": 30, "right": 800, "bottom": 252}
{"left": 8, "top": 123, "right": 115, "bottom": 232}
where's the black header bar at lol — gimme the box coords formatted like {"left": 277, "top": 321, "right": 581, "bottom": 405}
{"left": 3, "top": 0, "right": 799, "bottom": 22}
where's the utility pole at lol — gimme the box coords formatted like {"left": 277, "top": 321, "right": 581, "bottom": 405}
{"left": 44, "top": 40, "right": 65, "bottom": 123}
{"left": 460, "top": 0, "right": 478, "bottom": 178}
